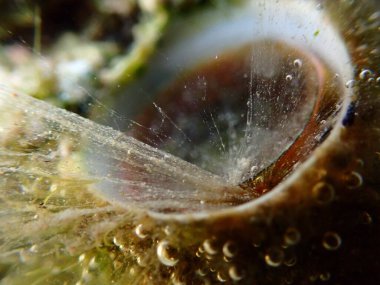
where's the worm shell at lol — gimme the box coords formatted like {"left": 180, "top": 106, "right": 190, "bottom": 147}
{"left": 0, "top": 0, "right": 379, "bottom": 284}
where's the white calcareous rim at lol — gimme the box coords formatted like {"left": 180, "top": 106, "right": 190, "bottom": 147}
{"left": 144, "top": 0, "right": 354, "bottom": 221}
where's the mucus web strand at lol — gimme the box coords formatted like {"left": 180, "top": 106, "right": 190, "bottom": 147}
{"left": 0, "top": 86, "right": 253, "bottom": 214}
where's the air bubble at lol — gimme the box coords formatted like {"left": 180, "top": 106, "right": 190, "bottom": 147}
{"left": 355, "top": 158, "right": 364, "bottom": 168}
{"left": 129, "top": 266, "right": 136, "bottom": 276}
{"left": 315, "top": 168, "right": 327, "bottom": 180}
{"left": 265, "top": 247, "right": 285, "bottom": 267}
{"left": 286, "top": 75, "right": 293, "bottom": 81}
{"left": 320, "top": 272, "right": 331, "bottom": 281}
{"left": 359, "top": 69, "right": 373, "bottom": 80}
{"left": 284, "top": 276, "right": 294, "bottom": 284}
{"left": 223, "top": 255, "right": 232, "bottom": 263}
{"left": 345, "top": 171, "right": 363, "bottom": 189}
{"left": 216, "top": 271, "right": 228, "bottom": 282}
{"left": 49, "top": 183, "right": 58, "bottom": 192}
{"left": 203, "top": 239, "right": 218, "bottom": 255}
{"left": 135, "top": 224, "right": 148, "bottom": 239}
{"left": 293, "top": 59, "right": 303, "bottom": 68}
{"left": 157, "top": 240, "right": 178, "bottom": 267}
{"left": 137, "top": 256, "right": 147, "bottom": 267}
{"left": 196, "top": 268, "right": 207, "bottom": 276}
{"left": 251, "top": 234, "right": 262, "bottom": 248}
{"left": 78, "top": 254, "right": 86, "bottom": 262}
{"left": 316, "top": 3, "right": 324, "bottom": 10}
{"left": 370, "top": 48, "right": 379, "bottom": 55}
{"left": 228, "top": 265, "right": 245, "bottom": 281}
{"left": 113, "top": 237, "right": 125, "bottom": 250}
{"left": 312, "top": 182, "right": 335, "bottom": 204}
{"left": 309, "top": 275, "right": 319, "bottom": 282}
{"left": 82, "top": 271, "right": 92, "bottom": 284}
{"left": 171, "top": 272, "right": 185, "bottom": 285}
{"left": 80, "top": 270, "right": 93, "bottom": 282}
{"left": 222, "top": 241, "right": 237, "bottom": 258}
{"left": 18, "top": 249, "right": 32, "bottom": 263}
{"left": 322, "top": 232, "right": 342, "bottom": 251}
{"left": 359, "top": 211, "right": 373, "bottom": 224}
{"left": 284, "top": 255, "right": 297, "bottom": 267}
{"left": 368, "top": 78, "right": 375, "bottom": 84}
{"left": 89, "top": 256, "right": 97, "bottom": 270}
{"left": 205, "top": 254, "right": 214, "bottom": 260}
{"left": 164, "top": 225, "right": 174, "bottom": 236}
{"left": 195, "top": 249, "right": 202, "bottom": 258}
{"left": 250, "top": 165, "right": 258, "bottom": 174}
{"left": 369, "top": 11, "right": 380, "bottom": 21}
{"left": 29, "top": 244, "right": 38, "bottom": 253}
{"left": 284, "top": 227, "right": 301, "bottom": 246}
{"left": 345, "top": 79, "right": 355, "bottom": 88}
